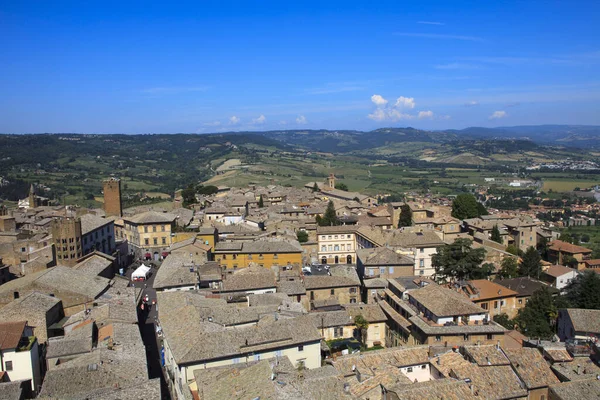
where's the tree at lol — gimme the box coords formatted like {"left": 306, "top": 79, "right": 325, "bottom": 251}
{"left": 477, "top": 202, "right": 489, "bottom": 216}
{"left": 493, "top": 313, "right": 516, "bottom": 330}
{"left": 451, "top": 194, "right": 484, "bottom": 220}
{"left": 296, "top": 230, "right": 309, "bottom": 243}
{"left": 562, "top": 255, "right": 579, "bottom": 269}
{"left": 181, "top": 185, "right": 197, "bottom": 207}
{"left": 558, "top": 232, "right": 573, "bottom": 244}
{"left": 354, "top": 315, "right": 369, "bottom": 346}
{"left": 258, "top": 195, "right": 264, "bottom": 208}
{"left": 317, "top": 200, "right": 340, "bottom": 227}
{"left": 312, "top": 182, "right": 319, "bottom": 192}
{"left": 335, "top": 183, "right": 349, "bottom": 191}
{"left": 519, "top": 246, "right": 542, "bottom": 279}
{"left": 537, "top": 236, "right": 549, "bottom": 260}
{"left": 432, "top": 238, "right": 487, "bottom": 283}
{"left": 491, "top": 225, "right": 502, "bottom": 244}
{"left": 196, "top": 185, "right": 219, "bottom": 195}
{"left": 564, "top": 270, "right": 600, "bottom": 309}
{"left": 581, "top": 234, "right": 590, "bottom": 243}
{"left": 398, "top": 204, "right": 412, "bottom": 228}
{"left": 498, "top": 257, "right": 519, "bottom": 279}
{"left": 515, "top": 287, "right": 557, "bottom": 339}
{"left": 506, "top": 244, "right": 523, "bottom": 257}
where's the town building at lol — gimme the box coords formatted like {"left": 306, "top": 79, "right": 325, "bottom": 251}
{"left": 458, "top": 279, "right": 519, "bottom": 319}
{"left": 557, "top": 308, "right": 600, "bottom": 342}
{"left": 0, "top": 321, "right": 42, "bottom": 394}
{"left": 122, "top": 211, "right": 177, "bottom": 260}
{"left": 548, "top": 240, "right": 593, "bottom": 270}
{"left": 213, "top": 240, "right": 302, "bottom": 271}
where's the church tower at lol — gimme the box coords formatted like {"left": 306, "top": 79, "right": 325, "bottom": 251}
{"left": 327, "top": 173, "right": 336, "bottom": 189}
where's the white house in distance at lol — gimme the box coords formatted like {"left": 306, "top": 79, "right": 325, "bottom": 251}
{"left": 0, "top": 321, "right": 42, "bottom": 394}
{"left": 543, "top": 265, "right": 579, "bottom": 291}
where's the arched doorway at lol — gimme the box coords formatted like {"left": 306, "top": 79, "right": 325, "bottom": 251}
{"left": 347, "top": 255, "right": 352, "bottom": 264}
{"left": 334, "top": 256, "right": 339, "bottom": 264}
{"left": 321, "top": 257, "right": 327, "bottom": 265}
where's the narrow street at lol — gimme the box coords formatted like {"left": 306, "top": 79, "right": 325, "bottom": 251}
{"left": 126, "top": 262, "right": 171, "bottom": 399}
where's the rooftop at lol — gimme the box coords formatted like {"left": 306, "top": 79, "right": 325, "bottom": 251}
{"left": 356, "top": 247, "right": 414, "bottom": 266}
{"left": 549, "top": 240, "right": 593, "bottom": 254}
{"left": 494, "top": 276, "right": 559, "bottom": 297}
{"left": 565, "top": 308, "right": 600, "bottom": 334}
{"left": 0, "top": 321, "right": 26, "bottom": 351}
{"left": 409, "top": 284, "right": 486, "bottom": 317}
{"left": 122, "top": 210, "right": 177, "bottom": 224}
{"left": 80, "top": 214, "right": 112, "bottom": 235}
{"left": 503, "top": 347, "right": 560, "bottom": 389}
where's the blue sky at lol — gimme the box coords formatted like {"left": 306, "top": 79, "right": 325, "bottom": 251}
{"left": 1, "top": 1, "right": 599, "bottom": 133}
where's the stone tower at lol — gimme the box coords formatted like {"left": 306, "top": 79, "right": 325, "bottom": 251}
{"left": 51, "top": 217, "right": 83, "bottom": 266}
{"left": 327, "top": 173, "right": 336, "bottom": 189}
{"left": 28, "top": 184, "right": 36, "bottom": 209}
{"left": 103, "top": 178, "right": 122, "bottom": 217}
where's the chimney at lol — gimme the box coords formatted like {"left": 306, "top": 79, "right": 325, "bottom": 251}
{"left": 577, "top": 365, "right": 581, "bottom": 375}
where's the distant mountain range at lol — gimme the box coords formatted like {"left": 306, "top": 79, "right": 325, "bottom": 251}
{"left": 445, "top": 125, "right": 600, "bottom": 147}
{"left": 245, "top": 125, "right": 600, "bottom": 153}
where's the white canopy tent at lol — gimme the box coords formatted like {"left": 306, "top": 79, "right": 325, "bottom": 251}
{"left": 131, "top": 264, "right": 151, "bottom": 281}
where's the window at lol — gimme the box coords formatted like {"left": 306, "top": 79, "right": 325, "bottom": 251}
{"left": 162, "top": 225, "right": 166, "bottom": 232}
{"left": 518, "top": 299, "right": 523, "bottom": 305}
{"left": 349, "top": 287, "right": 357, "bottom": 293}
{"left": 420, "top": 248, "right": 424, "bottom": 253}
{"left": 232, "top": 358, "right": 240, "bottom": 364}
{"left": 254, "top": 354, "right": 261, "bottom": 361}
{"left": 144, "top": 238, "right": 149, "bottom": 245}
{"left": 259, "top": 254, "right": 264, "bottom": 260}
{"left": 369, "top": 269, "right": 374, "bottom": 276}
{"left": 321, "top": 245, "right": 326, "bottom": 252}
{"left": 328, "top": 236, "right": 332, "bottom": 240}
{"left": 421, "top": 365, "right": 427, "bottom": 369}
{"left": 321, "top": 236, "right": 326, "bottom": 240}
{"left": 380, "top": 267, "right": 386, "bottom": 275}
{"left": 248, "top": 254, "right": 252, "bottom": 260}
{"left": 419, "top": 259, "right": 424, "bottom": 267}
{"left": 334, "top": 245, "right": 339, "bottom": 251}
{"left": 328, "top": 245, "right": 332, "bottom": 251}
{"left": 162, "top": 237, "right": 166, "bottom": 245}
{"left": 407, "top": 367, "right": 413, "bottom": 373}
{"left": 347, "top": 235, "right": 351, "bottom": 239}
{"left": 275, "top": 350, "right": 283, "bottom": 357}
{"left": 233, "top": 254, "right": 237, "bottom": 260}
{"left": 481, "top": 303, "right": 488, "bottom": 310}
{"left": 500, "top": 300, "right": 505, "bottom": 307}
{"left": 334, "top": 235, "right": 338, "bottom": 239}
{"left": 223, "top": 255, "right": 227, "bottom": 260}
{"left": 350, "top": 298, "right": 357, "bottom": 303}
{"left": 144, "top": 226, "right": 148, "bottom": 233}
{"left": 298, "top": 345, "right": 304, "bottom": 352}
{"left": 153, "top": 226, "right": 157, "bottom": 232}
{"left": 5, "top": 361, "right": 13, "bottom": 371}
{"left": 487, "top": 334, "right": 493, "bottom": 340}
{"left": 463, "top": 334, "right": 469, "bottom": 341}
{"left": 419, "top": 270, "right": 424, "bottom": 275}
{"left": 347, "top": 244, "right": 352, "bottom": 251}
{"left": 435, "top": 335, "right": 441, "bottom": 342}
{"left": 273, "top": 253, "right": 278, "bottom": 259}
{"left": 330, "top": 289, "right": 335, "bottom": 295}
{"left": 389, "top": 267, "right": 394, "bottom": 274}
{"left": 494, "top": 301, "right": 498, "bottom": 308}
{"left": 153, "top": 238, "right": 158, "bottom": 245}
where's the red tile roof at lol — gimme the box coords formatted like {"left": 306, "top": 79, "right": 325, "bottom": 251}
{"left": 0, "top": 321, "right": 26, "bottom": 350}
{"left": 549, "top": 240, "right": 592, "bottom": 255}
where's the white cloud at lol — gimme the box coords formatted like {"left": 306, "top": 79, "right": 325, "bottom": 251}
{"left": 418, "top": 110, "right": 434, "bottom": 119}
{"left": 417, "top": 21, "right": 444, "bottom": 25}
{"left": 370, "top": 94, "right": 388, "bottom": 106}
{"left": 203, "top": 121, "right": 221, "bottom": 127}
{"left": 296, "top": 115, "right": 307, "bottom": 124}
{"left": 489, "top": 110, "right": 507, "bottom": 120}
{"left": 434, "top": 63, "right": 480, "bottom": 70}
{"left": 278, "top": 120, "right": 288, "bottom": 125}
{"left": 464, "top": 101, "right": 479, "bottom": 107}
{"left": 368, "top": 108, "right": 414, "bottom": 122}
{"left": 229, "top": 116, "right": 240, "bottom": 125}
{"left": 252, "top": 114, "right": 266, "bottom": 124}
{"left": 394, "top": 96, "right": 415, "bottom": 109}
